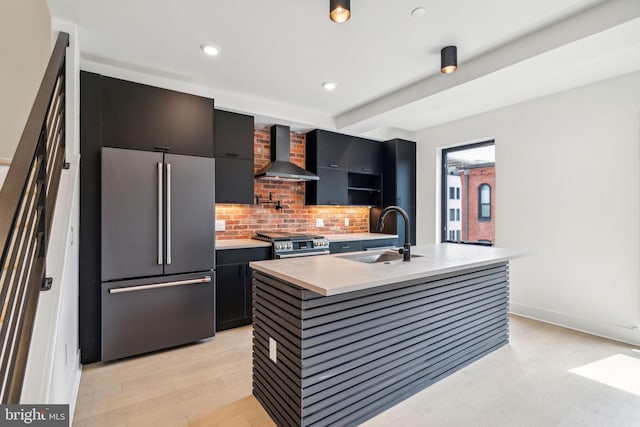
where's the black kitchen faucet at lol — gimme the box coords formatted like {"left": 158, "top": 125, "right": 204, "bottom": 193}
{"left": 377, "top": 206, "right": 411, "bottom": 261}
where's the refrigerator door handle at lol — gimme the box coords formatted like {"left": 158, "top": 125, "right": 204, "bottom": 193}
{"left": 109, "top": 276, "right": 212, "bottom": 294}
{"left": 166, "top": 163, "right": 172, "bottom": 265}
{"left": 157, "top": 162, "right": 163, "bottom": 265}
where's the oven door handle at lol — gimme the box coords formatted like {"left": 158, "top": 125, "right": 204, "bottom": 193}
{"left": 276, "top": 250, "right": 330, "bottom": 259}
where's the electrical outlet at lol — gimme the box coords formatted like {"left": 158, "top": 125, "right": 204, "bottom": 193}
{"left": 344, "top": 218, "right": 349, "bottom": 227}
{"left": 316, "top": 218, "right": 324, "bottom": 227}
{"left": 215, "top": 220, "right": 225, "bottom": 231}
{"left": 269, "top": 337, "right": 277, "bottom": 363}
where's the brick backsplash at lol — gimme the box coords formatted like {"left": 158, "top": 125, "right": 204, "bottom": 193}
{"left": 215, "top": 127, "right": 370, "bottom": 239}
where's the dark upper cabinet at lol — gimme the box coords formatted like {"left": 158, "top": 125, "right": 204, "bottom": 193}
{"left": 214, "top": 109, "right": 254, "bottom": 160}
{"left": 348, "top": 137, "right": 383, "bottom": 174}
{"left": 375, "top": 138, "right": 417, "bottom": 245}
{"left": 215, "top": 157, "right": 254, "bottom": 204}
{"left": 306, "top": 129, "right": 384, "bottom": 206}
{"left": 101, "top": 76, "right": 214, "bottom": 157}
{"left": 214, "top": 109, "right": 255, "bottom": 204}
{"left": 382, "top": 139, "right": 416, "bottom": 207}
{"left": 306, "top": 168, "right": 348, "bottom": 205}
{"left": 306, "top": 130, "right": 350, "bottom": 171}
{"left": 394, "top": 140, "right": 417, "bottom": 207}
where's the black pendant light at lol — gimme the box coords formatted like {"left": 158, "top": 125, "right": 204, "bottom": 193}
{"left": 330, "top": 0, "right": 351, "bottom": 23}
{"left": 441, "top": 46, "right": 457, "bottom": 74}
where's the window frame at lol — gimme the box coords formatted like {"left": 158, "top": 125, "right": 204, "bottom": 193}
{"left": 441, "top": 140, "right": 495, "bottom": 243}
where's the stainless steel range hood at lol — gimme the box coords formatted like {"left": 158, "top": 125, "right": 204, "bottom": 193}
{"left": 255, "top": 125, "right": 319, "bottom": 182}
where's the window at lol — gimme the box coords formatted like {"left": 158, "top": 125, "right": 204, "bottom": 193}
{"left": 479, "top": 184, "right": 491, "bottom": 221}
{"left": 441, "top": 141, "right": 495, "bottom": 244}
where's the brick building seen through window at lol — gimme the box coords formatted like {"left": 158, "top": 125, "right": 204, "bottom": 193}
{"left": 443, "top": 142, "right": 495, "bottom": 244}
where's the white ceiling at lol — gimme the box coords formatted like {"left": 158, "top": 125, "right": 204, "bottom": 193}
{"left": 47, "top": 0, "right": 640, "bottom": 137}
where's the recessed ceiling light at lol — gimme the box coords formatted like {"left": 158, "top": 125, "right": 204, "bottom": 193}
{"left": 411, "top": 7, "right": 426, "bottom": 17}
{"left": 201, "top": 44, "right": 220, "bottom": 56}
{"left": 322, "top": 82, "right": 337, "bottom": 91}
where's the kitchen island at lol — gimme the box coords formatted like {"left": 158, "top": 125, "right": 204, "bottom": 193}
{"left": 249, "top": 243, "right": 518, "bottom": 427}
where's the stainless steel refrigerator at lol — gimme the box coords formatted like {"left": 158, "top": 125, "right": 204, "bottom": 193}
{"left": 100, "top": 147, "right": 215, "bottom": 361}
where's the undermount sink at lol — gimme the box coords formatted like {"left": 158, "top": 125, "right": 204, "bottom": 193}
{"left": 339, "top": 251, "right": 423, "bottom": 264}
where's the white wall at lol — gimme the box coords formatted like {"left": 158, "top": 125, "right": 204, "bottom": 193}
{"left": 413, "top": 71, "right": 640, "bottom": 345}
{"left": 0, "top": 0, "right": 51, "bottom": 160}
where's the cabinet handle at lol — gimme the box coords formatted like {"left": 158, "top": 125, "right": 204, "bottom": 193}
{"left": 166, "top": 163, "right": 172, "bottom": 265}
{"left": 328, "top": 201, "right": 338, "bottom": 205}
{"left": 341, "top": 245, "right": 350, "bottom": 249}
{"left": 109, "top": 276, "right": 211, "bottom": 294}
{"left": 157, "top": 162, "right": 163, "bottom": 265}
{"left": 329, "top": 164, "right": 339, "bottom": 168}
{"left": 362, "top": 168, "right": 371, "bottom": 172}
{"left": 226, "top": 152, "right": 239, "bottom": 158}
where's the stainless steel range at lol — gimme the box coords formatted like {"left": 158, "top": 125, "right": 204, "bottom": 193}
{"left": 253, "top": 231, "right": 330, "bottom": 259}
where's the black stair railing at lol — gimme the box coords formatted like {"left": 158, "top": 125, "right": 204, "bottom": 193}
{"left": 0, "top": 31, "right": 69, "bottom": 403}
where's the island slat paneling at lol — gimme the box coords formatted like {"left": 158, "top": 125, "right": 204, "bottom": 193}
{"left": 252, "top": 262, "right": 509, "bottom": 427}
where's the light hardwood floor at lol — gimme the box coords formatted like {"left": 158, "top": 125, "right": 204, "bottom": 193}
{"left": 73, "top": 315, "right": 640, "bottom": 426}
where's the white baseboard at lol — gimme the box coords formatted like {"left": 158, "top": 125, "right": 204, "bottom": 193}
{"left": 510, "top": 302, "right": 640, "bottom": 346}
{"left": 67, "top": 356, "right": 82, "bottom": 425}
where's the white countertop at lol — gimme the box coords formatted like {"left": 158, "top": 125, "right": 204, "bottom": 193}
{"left": 216, "top": 239, "right": 271, "bottom": 250}
{"left": 325, "top": 233, "right": 398, "bottom": 242}
{"left": 250, "top": 243, "right": 520, "bottom": 296}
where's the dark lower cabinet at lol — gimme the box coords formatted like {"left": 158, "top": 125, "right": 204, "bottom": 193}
{"left": 216, "top": 264, "right": 251, "bottom": 331}
{"left": 329, "top": 241, "right": 363, "bottom": 254}
{"left": 216, "top": 246, "right": 270, "bottom": 331}
{"left": 329, "top": 237, "right": 398, "bottom": 254}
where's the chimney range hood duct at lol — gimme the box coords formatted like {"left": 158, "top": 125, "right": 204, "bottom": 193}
{"left": 255, "top": 125, "right": 319, "bottom": 182}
